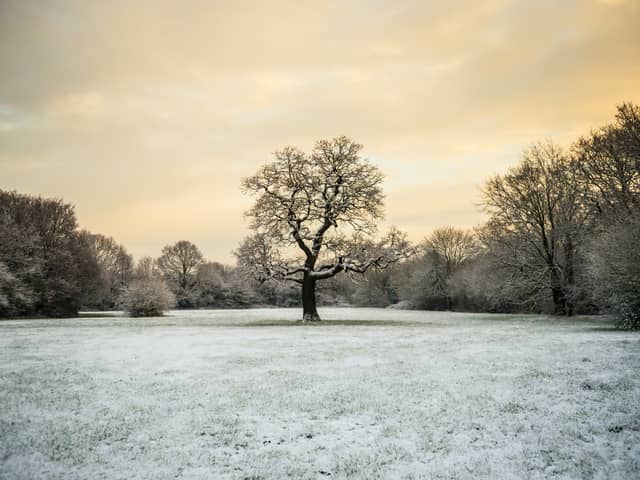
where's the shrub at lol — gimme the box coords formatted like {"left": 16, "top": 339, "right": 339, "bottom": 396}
{"left": 118, "top": 278, "right": 175, "bottom": 317}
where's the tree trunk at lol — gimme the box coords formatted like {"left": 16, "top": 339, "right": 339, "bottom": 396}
{"left": 550, "top": 271, "right": 567, "bottom": 316}
{"left": 551, "top": 286, "right": 567, "bottom": 315}
{"left": 547, "top": 262, "right": 568, "bottom": 315}
{"left": 563, "top": 236, "right": 575, "bottom": 317}
{"left": 301, "top": 274, "right": 320, "bottom": 322}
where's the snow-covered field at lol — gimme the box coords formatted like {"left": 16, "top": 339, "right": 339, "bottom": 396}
{"left": 1, "top": 308, "right": 639, "bottom": 479}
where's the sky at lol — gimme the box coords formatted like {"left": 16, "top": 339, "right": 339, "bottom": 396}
{"left": 1, "top": 0, "right": 639, "bottom": 263}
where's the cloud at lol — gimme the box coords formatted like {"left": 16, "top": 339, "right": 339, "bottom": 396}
{"left": 1, "top": 0, "right": 639, "bottom": 261}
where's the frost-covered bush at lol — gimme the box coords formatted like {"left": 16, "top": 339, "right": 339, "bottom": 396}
{"left": 118, "top": 278, "right": 175, "bottom": 317}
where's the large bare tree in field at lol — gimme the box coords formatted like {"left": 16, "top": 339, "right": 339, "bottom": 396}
{"left": 236, "top": 136, "right": 413, "bottom": 321}
{"left": 481, "top": 141, "right": 589, "bottom": 316}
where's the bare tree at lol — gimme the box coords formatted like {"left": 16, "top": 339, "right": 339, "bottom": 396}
{"left": 236, "top": 136, "right": 413, "bottom": 321}
{"left": 85, "top": 232, "right": 133, "bottom": 307}
{"left": 194, "top": 262, "right": 227, "bottom": 306}
{"left": 157, "top": 240, "right": 204, "bottom": 306}
{"left": 587, "top": 211, "right": 640, "bottom": 329}
{"left": 424, "top": 227, "right": 478, "bottom": 279}
{"left": 574, "top": 102, "right": 640, "bottom": 328}
{"left": 0, "top": 190, "right": 101, "bottom": 317}
{"left": 134, "top": 256, "right": 160, "bottom": 280}
{"left": 573, "top": 102, "right": 640, "bottom": 221}
{"left": 481, "top": 141, "right": 589, "bottom": 315}
{"left": 351, "top": 268, "right": 398, "bottom": 307}
{"left": 409, "top": 227, "right": 479, "bottom": 309}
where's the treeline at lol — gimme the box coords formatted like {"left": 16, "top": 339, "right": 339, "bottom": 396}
{"left": 1, "top": 102, "right": 638, "bottom": 327}
{"left": 0, "top": 194, "right": 331, "bottom": 317}
{"left": 346, "top": 103, "right": 640, "bottom": 328}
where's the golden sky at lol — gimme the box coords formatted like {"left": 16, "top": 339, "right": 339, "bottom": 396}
{"left": 1, "top": 0, "right": 639, "bottom": 262}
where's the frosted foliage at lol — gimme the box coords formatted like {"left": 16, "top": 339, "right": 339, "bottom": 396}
{"left": 118, "top": 278, "right": 175, "bottom": 317}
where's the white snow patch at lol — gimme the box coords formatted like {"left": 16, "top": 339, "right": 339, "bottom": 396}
{"left": 1, "top": 308, "right": 639, "bottom": 479}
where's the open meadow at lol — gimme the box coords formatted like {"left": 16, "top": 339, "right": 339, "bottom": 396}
{"left": 1, "top": 308, "right": 639, "bottom": 479}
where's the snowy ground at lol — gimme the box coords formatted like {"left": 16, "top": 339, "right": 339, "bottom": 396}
{"left": 1, "top": 308, "right": 639, "bottom": 479}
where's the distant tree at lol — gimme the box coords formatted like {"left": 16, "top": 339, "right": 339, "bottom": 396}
{"left": 319, "top": 274, "right": 356, "bottom": 306}
{"left": 194, "top": 262, "right": 227, "bottom": 306}
{"left": 446, "top": 253, "right": 495, "bottom": 312}
{"left": 352, "top": 269, "right": 398, "bottom": 307}
{"left": 573, "top": 102, "right": 640, "bottom": 221}
{"left": 0, "top": 190, "right": 100, "bottom": 317}
{"left": 134, "top": 256, "right": 160, "bottom": 280}
{"left": 481, "top": 141, "right": 589, "bottom": 315}
{"left": 0, "top": 200, "right": 39, "bottom": 317}
{"left": 119, "top": 278, "right": 175, "bottom": 317}
{"left": 157, "top": 240, "right": 204, "bottom": 307}
{"left": 586, "top": 212, "right": 640, "bottom": 329}
{"left": 574, "top": 103, "right": 640, "bottom": 328}
{"left": 0, "top": 262, "right": 33, "bottom": 317}
{"left": 224, "top": 268, "right": 258, "bottom": 307}
{"left": 84, "top": 232, "right": 133, "bottom": 308}
{"left": 68, "top": 232, "right": 104, "bottom": 311}
{"left": 236, "top": 136, "right": 413, "bottom": 321}
{"left": 397, "top": 250, "right": 449, "bottom": 310}
{"left": 394, "top": 228, "right": 477, "bottom": 310}
{"left": 424, "top": 227, "right": 478, "bottom": 309}
{"left": 425, "top": 227, "right": 478, "bottom": 279}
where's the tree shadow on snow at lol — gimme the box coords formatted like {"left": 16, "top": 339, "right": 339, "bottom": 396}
{"left": 240, "top": 319, "right": 429, "bottom": 327}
